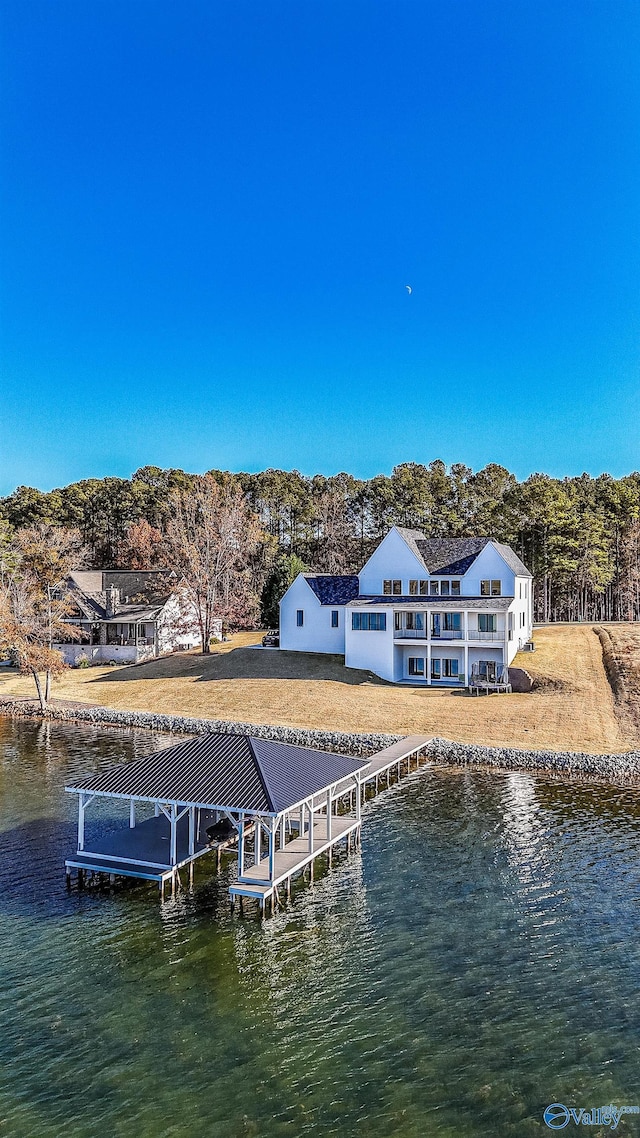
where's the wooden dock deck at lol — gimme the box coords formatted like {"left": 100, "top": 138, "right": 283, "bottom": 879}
{"left": 229, "top": 814, "right": 359, "bottom": 911}
{"left": 361, "top": 735, "right": 432, "bottom": 790}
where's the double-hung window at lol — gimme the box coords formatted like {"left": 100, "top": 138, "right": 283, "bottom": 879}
{"left": 480, "top": 580, "right": 502, "bottom": 597}
{"left": 383, "top": 580, "right": 402, "bottom": 596}
{"left": 407, "top": 578, "right": 428, "bottom": 596}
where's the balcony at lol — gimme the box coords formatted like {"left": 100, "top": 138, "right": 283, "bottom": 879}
{"left": 430, "top": 629, "right": 464, "bottom": 640}
{"left": 467, "top": 630, "right": 504, "bottom": 642}
{"left": 394, "top": 627, "right": 427, "bottom": 640}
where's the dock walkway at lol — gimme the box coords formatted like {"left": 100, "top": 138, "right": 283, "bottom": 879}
{"left": 229, "top": 814, "right": 359, "bottom": 911}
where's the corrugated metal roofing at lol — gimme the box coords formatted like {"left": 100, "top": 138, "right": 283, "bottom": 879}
{"left": 304, "top": 575, "right": 360, "bottom": 605}
{"left": 250, "top": 737, "right": 366, "bottom": 813}
{"left": 67, "top": 733, "right": 368, "bottom": 815}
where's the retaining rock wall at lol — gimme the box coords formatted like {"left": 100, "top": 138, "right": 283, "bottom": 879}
{"left": 2, "top": 699, "right": 640, "bottom": 781}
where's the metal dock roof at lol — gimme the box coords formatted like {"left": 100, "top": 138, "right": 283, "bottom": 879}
{"left": 66, "top": 732, "right": 370, "bottom": 815}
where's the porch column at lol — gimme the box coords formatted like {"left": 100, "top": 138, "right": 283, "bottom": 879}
{"left": 427, "top": 640, "right": 432, "bottom": 686}
{"left": 307, "top": 804, "right": 314, "bottom": 854}
{"left": 355, "top": 776, "right": 361, "bottom": 821}
{"left": 254, "top": 819, "right": 261, "bottom": 865}
{"left": 170, "top": 803, "right": 178, "bottom": 865}
{"left": 326, "top": 788, "right": 332, "bottom": 840}
{"left": 279, "top": 815, "right": 286, "bottom": 848}
{"left": 129, "top": 799, "right": 136, "bottom": 828}
{"left": 464, "top": 612, "right": 469, "bottom": 686}
{"left": 238, "top": 818, "right": 245, "bottom": 876}
{"left": 299, "top": 803, "right": 305, "bottom": 836}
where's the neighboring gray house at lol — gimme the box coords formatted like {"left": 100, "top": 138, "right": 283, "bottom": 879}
{"left": 56, "top": 570, "right": 217, "bottom": 665}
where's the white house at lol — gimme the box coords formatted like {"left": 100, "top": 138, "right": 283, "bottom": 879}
{"left": 279, "top": 527, "right": 533, "bottom": 686}
{"left": 55, "top": 569, "right": 216, "bottom": 665}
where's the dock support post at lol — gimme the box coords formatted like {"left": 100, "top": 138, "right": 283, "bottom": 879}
{"left": 169, "top": 803, "right": 178, "bottom": 866}
{"left": 129, "top": 799, "right": 136, "bottom": 828}
{"left": 326, "top": 789, "right": 332, "bottom": 841}
{"left": 238, "top": 818, "right": 245, "bottom": 877}
{"left": 307, "top": 804, "right": 314, "bottom": 855}
{"left": 154, "top": 802, "right": 160, "bottom": 817}
{"left": 188, "top": 806, "right": 195, "bottom": 858}
{"left": 254, "top": 819, "right": 261, "bottom": 865}
{"left": 268, "top": 819, "right": 275, "bottom": 882}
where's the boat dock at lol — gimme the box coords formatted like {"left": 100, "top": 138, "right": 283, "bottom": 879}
{"left": 64, "top": 731, "right": 434, "bottom": 915}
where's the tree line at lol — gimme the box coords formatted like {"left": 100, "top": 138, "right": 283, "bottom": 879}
{"left": 2, "top": 460, "right": 640, "bottom": 625}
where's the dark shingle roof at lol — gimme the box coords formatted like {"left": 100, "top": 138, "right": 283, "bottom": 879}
{"left": 304, "top": 575, "right": 360, "bottom": 605}
{"left": 66, "top": 733, "right": 369, "bottom": 814}
{"left": 395, "top": 529, "right": 531, "bottom": 577}
{"left": 492, "top": 543, "right": 532, "bottom": 578}
{"left": 349, "top": 596, "right": 513, "bottom": 610}
{"left": 415, "top": 537, "right": 490, "bottom": 575}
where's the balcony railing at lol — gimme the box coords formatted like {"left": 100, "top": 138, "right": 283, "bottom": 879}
{"left": 467, "top": 630, "right": 504, "bottom": 641}
{"left": 431, "top": 629, "right": 464, "bottom": 640}
{"left": 394, "top": 627, "right": 427, "bottom": 639}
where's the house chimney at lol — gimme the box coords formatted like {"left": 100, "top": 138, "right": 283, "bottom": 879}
{"left": 105, "top": 586, "right": 120, "bottom": 618}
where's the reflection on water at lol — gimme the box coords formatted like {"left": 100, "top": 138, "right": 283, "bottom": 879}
{"left": 1, "top": 718, "right": 639, "bottom": 1137}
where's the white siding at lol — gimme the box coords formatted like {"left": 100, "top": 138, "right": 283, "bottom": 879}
{"left": 358, "top": 528, "right": 426, "bottom": 595}
{"left": 344, "top": 606, "right": 395, "bottom": 681}
{"left": 462, "top": 543, "right": 515, "bottom": 597}
{"left": 279, "top": 575, "right": 346, "bottom": 654}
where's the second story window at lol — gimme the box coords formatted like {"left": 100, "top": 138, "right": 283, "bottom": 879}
{"left": 430, "top": 581, "right": 439, "bottom": 595}
{"left": 383, "top": 580, "right": 402, "bottom": 595}
{"left": 409, "top": 580, "right": 429, "bottom": 596}
{"left": 478, "top": 613, "right": 497, "bottom": 633}
{"left": 481, "top": 580, "right": 502, "bottom": 597}
{"left": 296, "top": 610, "right": 304, "bottom": 627}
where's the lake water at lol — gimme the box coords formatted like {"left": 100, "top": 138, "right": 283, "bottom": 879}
{"left": 1, "top": 717, "right": 639, "bottom": 1138}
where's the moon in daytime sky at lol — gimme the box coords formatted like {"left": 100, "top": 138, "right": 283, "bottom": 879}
{"left": 405, "top": 285, "right": 412, "bottom": 293}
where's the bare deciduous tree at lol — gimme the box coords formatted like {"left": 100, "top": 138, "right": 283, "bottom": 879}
{"left": 165, "top": 476, "right": 263, "bottom": 653}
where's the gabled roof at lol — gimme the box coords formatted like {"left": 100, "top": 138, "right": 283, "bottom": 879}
{"left": 415, "top": 537, "right": 490, "bottom": 575}
{"left": 66, "top": 733, "right": 369, "bottom": 815}
{"left": 304, "top": 575, "right": 360, "bottom": 605}
{"left": 66, "top": 568, "right": 177, "bottom": 620}
{"left": 394, "top": 529, "right": 532, "bottom": 577}
{"left": 491, "top": 542, "right": 532, "bottom": 578}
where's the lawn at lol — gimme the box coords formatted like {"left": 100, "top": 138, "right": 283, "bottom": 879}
{"left": 0, "top": 624, "right": 634, "bottom": 753}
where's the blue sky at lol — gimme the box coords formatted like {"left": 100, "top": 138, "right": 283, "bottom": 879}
{"left": 1, "top": 0, "right": 639, "bottom": 495}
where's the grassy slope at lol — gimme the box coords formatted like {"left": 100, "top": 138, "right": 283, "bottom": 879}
{"left": 0, "top": 625, "right": 631, "bottom": 753}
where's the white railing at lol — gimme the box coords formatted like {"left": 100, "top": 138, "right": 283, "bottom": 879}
{"left": 431, "top": 629, "right": 464, "bottom": 640}
{"left": 467, "top": 630, "right": 504, "bottom": 641}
